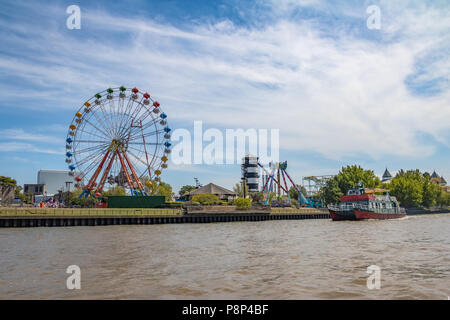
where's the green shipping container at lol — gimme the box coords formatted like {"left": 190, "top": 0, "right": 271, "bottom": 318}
{"left": 107, "top": 196, "right": 166, "bottom": 208}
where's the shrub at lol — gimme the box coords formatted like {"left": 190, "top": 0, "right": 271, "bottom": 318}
{"left": 249, "top": 192, "right": 264, "bottom": 203}
{"left": 191, "top": 194, "right": 220, "bottom": 205}
{"left": 165, "top": 201, "right": 183, "bottom": 208}
{"left": 290, "top": 198, "right": 299, "bottom": 207}
{"left": 234, "top": 197, "right": 252, "bottom": 210}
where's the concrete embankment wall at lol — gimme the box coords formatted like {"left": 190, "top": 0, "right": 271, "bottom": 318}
{"left": 0, "top": 207, "right": 330, "bottom": 228}
{"left": 405, "top": 207, "right": 450, "bottom": 215}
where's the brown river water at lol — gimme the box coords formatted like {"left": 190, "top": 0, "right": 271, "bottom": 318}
{"left": 0, "top": 214, "right": 449, "bottom": 299}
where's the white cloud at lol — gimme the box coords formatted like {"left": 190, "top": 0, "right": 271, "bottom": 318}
{"left": 0, "top": 1, "right": 449, "bottom": 162}
{"left": 0, "top": 142, "right": 61, "bottom": 154}
{"left": 0, "top": 128, "right": 61, "bottom": 144}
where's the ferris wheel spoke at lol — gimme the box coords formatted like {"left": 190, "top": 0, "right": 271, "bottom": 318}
{"left": 127, "top": 117, "right": 159, "bottom": 138}
{"left": 75, "top": 144, "right": 109, "bottom": 155}
{"left": 78, "top": 156, "right": 103, "bottom": 178}
{"left": 108, "top": 98, "right": 121, "bottom": 137}
{"left": 127, "top": 97, "right": 145, "bottom": 121}
{"left": 118, "top": 97, "right": 136, "bottom": 133}
{"left": 91, "top": 108, "right": 115, "bottom": 137}
{"left": 126, "top": 148, "right": 152, "bottom": 171}
{"left": 127, "top": 144, "right": 161, "bottom": 170}
{"left": 82, "top": 117, "right": 111, "bottom": 139}
{"left": 117, "top": 98, "right": 145, "bottom": 140}
{"left": 116, "top": 97, "right": 128, "bottom": 136}
{"left": 127, "top": 124, "right": 162, "bottom": 142}
{"left": 75, "top": 144, "right": 109, "bottom": 164}
{"left": 139, "top": 117, "right": 161, "bottom": 133}
{"left": 78, "top": 151, "right": 109, "bottom": 179}
{"left": 127, "top": 142, "right": 161, "bottom": 145}
{"left": 97, "top": 102, "right": 116, "bottom": 136}
{"left": 141, "top": 129, "right": 165, "bottom": 140}
{"left": 131, "top": 109, "right": 154, "bottom": 127}
{"left": 75, "top": 140, "right": 110, "bottom": 144}
{"left": 75, "top": 147, "right": 108, "bottom": 169}
{"left": 75, "top": 127, "right": 110, "bottom": 143}
{"left": 127, "top": 129, "right": 159, "bottom": 142}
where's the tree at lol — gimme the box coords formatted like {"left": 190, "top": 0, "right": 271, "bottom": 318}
{"left": 68, "top": 189, "right": 97, "bottom": 207}
{"left": 233, "top": 182, "right": 248, "bottom": 198}
{"left": 0, "top": 176, "right": 17, "bottom": 187}
{"left": 318, "top": 165, "right": 379, "bottom": 205}
{"left": 389, "top": 169, "right": 444, "bottom": 208}
{"left": 149, "top": 181, "right": 174, "bottom": 201}
{"left": 288, "top": 185, "right": 307, "bottom": 200}
{"left": 318, "top": 178, "right": 343, "bottom": 205}
{"left": 234, "top": 197, "right": 252, "bottom": 209}
{"left": 102, "top": 186, "right": 126, "bottom": 197}
{"left": 13, "top": 185, "right": 31, "bottom": 204}
{"left": 0, "top": 177, "right": 32, "bottom": 204}
{"left": 388, "top": 173, "right": 423, "bottom": 207}
{"left": 335, "top": 165, "right": 381, "bottom": 192}
{"left": 436, "top": 190, "right": 450, "bottom": 208}
{"left": 422, "top": 180, "right": 441, "bottom": 208}
{"left": 139, "top": 176, "right": 174, "bottom": 201}
{"left": 192, "top": 193, "right": 220, "bottom": 205}
{"left": 179, "top": 185, "right": 196, "bottom": 197}
{"left": 249, "top": 192, "right": 264, "bottom": 203}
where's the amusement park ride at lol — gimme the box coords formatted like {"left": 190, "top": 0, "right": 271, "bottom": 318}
{"left": 65, "top": 86, "right": 171, "bottom": 198}
{"left": 258, "top": 161, "right": 322, "bottom": 208}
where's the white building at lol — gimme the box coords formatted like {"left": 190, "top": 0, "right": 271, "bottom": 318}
{"left": 37, "top": 170, "right": 77, "bottom": 195}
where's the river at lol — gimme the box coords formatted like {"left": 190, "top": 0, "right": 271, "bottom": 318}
{"left": 0, "top": 214, "right": 449, "bottom": 299}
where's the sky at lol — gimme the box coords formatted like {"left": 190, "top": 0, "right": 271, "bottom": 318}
{"left": 0, "top": 0, "right": 449, "bottom": 195}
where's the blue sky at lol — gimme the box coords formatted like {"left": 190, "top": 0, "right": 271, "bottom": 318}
{"left": 0, "top": 0, "right": 449, "bottom": 194}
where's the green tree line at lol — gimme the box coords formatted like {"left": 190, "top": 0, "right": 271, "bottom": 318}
{"left": 318, "top": 166, "right": 449, "bottom": 208}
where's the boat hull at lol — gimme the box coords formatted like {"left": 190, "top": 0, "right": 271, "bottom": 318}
{"left": 328, "top": 209, "right": 356, "bottom": 221}
{"left": 354, "top": 209, "right": 406, "bottom": 220}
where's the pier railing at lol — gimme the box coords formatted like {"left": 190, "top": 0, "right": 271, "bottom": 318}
{"left": 0, "top": 207, "right": 182, "bottom": 217}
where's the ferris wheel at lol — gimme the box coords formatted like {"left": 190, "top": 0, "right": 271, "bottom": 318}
{"left": 65, "top": 86, "right": 171, "bottom": 197}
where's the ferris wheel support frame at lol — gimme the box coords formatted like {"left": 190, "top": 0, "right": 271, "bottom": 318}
{"left": 79, "top": 141, "right": 149, "bottom": 198}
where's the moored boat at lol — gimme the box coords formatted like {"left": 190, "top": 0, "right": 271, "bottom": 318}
{"left": 328, "top": 185, "right": 405, "bottom": 221}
